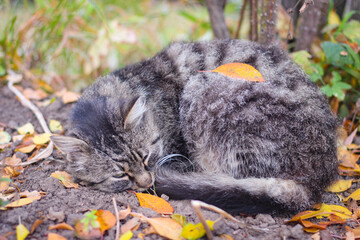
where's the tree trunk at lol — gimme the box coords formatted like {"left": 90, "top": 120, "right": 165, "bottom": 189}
{"left": 205, "top": 0, "right": 230, "bottom": 39}
{"left": 250, "top": 0, "right": 258, "bottom": 41}
{"left": 259, "top": 0, "right": 280, "bottom": 45}
{"left": 295, "top": 0, "right": 329, "bottom": 51}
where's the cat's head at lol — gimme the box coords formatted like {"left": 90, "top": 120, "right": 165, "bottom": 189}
{"left": 51, "top": 96, "right": 163, "bottom": 192}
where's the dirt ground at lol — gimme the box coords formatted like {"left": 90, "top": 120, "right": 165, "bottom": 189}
{"left": 0, "top": 85, "right": 346, "bottom": 240}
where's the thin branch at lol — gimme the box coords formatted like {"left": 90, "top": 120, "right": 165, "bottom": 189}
{"left": 299, "top": 0, "right": 314, "bottom": 14}
{"left": 235, "top": 0, "right": 248, "bottom": 39}
{"left": 112, "top": 198, "right": 120, "bottom": 240}
{"left": 7, "top": 72, "right": 54, "bottom": 166}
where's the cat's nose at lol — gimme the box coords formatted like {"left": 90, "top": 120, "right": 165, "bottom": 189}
{"left": 135, "top": 172, "right": 153, "bottom": 188}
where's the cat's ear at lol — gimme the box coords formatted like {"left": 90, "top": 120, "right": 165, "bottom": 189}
{"left": 51, "top": 135, "right": 90, "bottom": 155}
{"left": 124, "top": 96, "right": 147, "bottom": 129}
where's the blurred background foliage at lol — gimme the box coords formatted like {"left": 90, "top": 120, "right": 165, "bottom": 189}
{"left": 0, "top": 0, "right": 359, "bottom": 129}
{"left": 0, "top": 0, "right": 241, "bottom": 91}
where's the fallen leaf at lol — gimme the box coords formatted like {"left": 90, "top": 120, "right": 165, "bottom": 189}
{"left": 16, "top": 144, "right": 37, "bottom": 153}
{"left": 119, "top": 230, "right": 133, "bottom": 240}
{"left": 16, "top": 223, "right": 29, "bottom": 240}
{"left": 22, "top": 88, "right": 48, "bottom": 100}
{"left": 287, "top": 204, "right": 352, "bottom": 222}
{"left": 200, "top": 63, "right": 265, "bottom": 82}
{"left": 345, "top": 188, "right": 360, "bottom": 202}
{"left": 119, "top": 205, "right": 132, "bottom": 220}
{"left": 33, "top": 133, "right": 52, "bottom": 145}
{"left": 219, "top": 234, "right": 234, "bottom": 240}
{"left": 0, "top": 131, "right": 11, "bottom": 144}
{"left": 300, "top": 219, "right": 327, "bottom": 230}
{"left": 171, "top": 214, "right": 187, "bottom": 226}
{"left": 136, "top": 193, "right": 173, "bottom": 214}
{"left": 121, "top": 217, "right": 140, "bottom": 233}
{"left": 50, "top": 171, "right": 79, "bottom": 189}
{"left": 0, "top": 175, "right": 11, "bottom": 192}
{"left": 338, "top": 147, "right": 359, "bottom": 168}
{"left": 5, "top": 196, "right": 41, "bottom": 208}
{"left": 181, "top": 220, "right": 214, "bottom": 240}
{"left": 49, "top": 223, "right": 74, "bottom": 231}
{"left": 74, "top": 219, "right": 101, "bottom": 239}
{"left": 17, "top": 123, "right": 35, "bottom": 135}
{"left": 48, "top": 232, "right": 67, "bottom": 240}
{"left": 95, "top": 210, "right": 116, "bottom": 234}
{"left": 30, "top": 219, "right": 44, "bottom": 234}
{"left": 326, "top": 179, "right": 353, "bottom": 192}
{"left": 20, "top": 190, "right": 45, "bottom": 198}
{"left": 49, "top": 120, "right": 63, "bottom": 133}
{"left": 62, "top": 91, "right": 80, "bottom": 104}
{"left": 146, "top": 218, "right": 182, "bottom": 240}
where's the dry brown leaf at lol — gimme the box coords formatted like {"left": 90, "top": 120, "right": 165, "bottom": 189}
{"left": 119, "top": 205, "right": 132, "bottom": 220}
{"left": 5, "top": 196, "right": 41, "bottom": 208}
{"left": 300, "top": 219, "right": 327, "bottom": 230}
{"left": 74, "top": 220, "right": 102, "bottom": 240}
{"left": 338, "top": 147, "right": 360, "bottom": 168}
{"left": 16, "top": 144, "right": 36, "bottom": 153}
{"left": 219, "top": 234, "right": 235, "bottom": 240}
{"left": 0, "top": 174, "right": 11, "bottom": 192}
{"left": 20, "top": 190, "right": 45, "bottom": 198}
{"left": 120, "top": 217, "right": 140, "bottom": 234}
{"left": 55, "top": 89, "right": 80, "bottom": 104}
{"left": 47, "top": 232, "right": 67, "bottom": 240}
{"left": 30, "top": 219, "right": 44, "bottom": 234}
{"left": 48, "top": 223, "right": 74, "bottom": 231}
{"left": 146, "top": 218, "right": 182, "bottom": 240}
{"left": 200, "top": 63, "right": 265, "bottom": 82}
{"left": 50, "top": 171, "right": 79, "bottom": 189}
{"left": 136, "top": 193, "right": 173, "bottom": 214}
{"left": 95, "top": 210, "right": 116, "bottom": 234}
{"left": 4, "top": 155, "right": 22, "bottom": 166}
{"left": 22, "top": 88, "right": 48, "bottom": 100}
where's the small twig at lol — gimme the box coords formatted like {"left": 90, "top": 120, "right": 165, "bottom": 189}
{"left": 112, "top": 198, "right": 120, "bottom": 240}
{"left": 234, "top": 0, "right": 248, "bottom": 39}
{"left": 0, "top": 122, "right": 7, "bottom": 128}
{"left": 7, "top": 73, "right": 54, "bottom": 166}
{"left": 191, "top": 200, "right": 213, "bottom": 240}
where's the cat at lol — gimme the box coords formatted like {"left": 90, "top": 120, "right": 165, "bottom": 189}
{"left": 51, "top": 39, "right": 339, "bottom": 214}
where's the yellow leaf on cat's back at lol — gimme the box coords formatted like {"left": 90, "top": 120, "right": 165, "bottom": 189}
{"left": 326, "top": 179, "right": 353, "bottom": 192}
{"left": 135, "top": 193, "right": 173, "bottom": 214}
{"left": 201, "top": 63, "right": 265, "bottom": 82}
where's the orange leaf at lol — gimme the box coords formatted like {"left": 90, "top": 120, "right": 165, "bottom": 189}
{"left": 49, "top": 223, "right": 74, "bottom": 231}
{"left": 5, "top": 196, "right": 41, "bottom": 208}
{"left": 0, "top": 174, "right": 11, "bottom": 191}
{"left": 30, "top": 219, "right": 44, "bottom": 234}
{"left": 202, "top": 63, "right": 265, "bottom": 82}
{"left": 95, "top": 210, "right": 116, "bottom": 234}
{"left": 47, "top": 233, "right": 67, "bottom": 240}
{"left": 136, "top": 193, "right": 173, "bottom": 214}
{"left": 50, "top": 171, "right": 79, "bottom": 189}
{"left": 16, "top": 144, "right": 36, "bottom": 153}
{"left": 74, "top": 220, "right": 101, "bottom": 239}
{"left": 338, "top": 147, "right": 360, "bottom": 168}
{"left": 146, "top": 218, "right": 182, "bottom": 240}
{"left": 299, "top": 220, "right": 327, "bottom": 230}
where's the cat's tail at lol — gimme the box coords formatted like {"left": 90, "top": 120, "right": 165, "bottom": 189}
{"left": 154, "top": 168, "right": 311, "bottom": 214}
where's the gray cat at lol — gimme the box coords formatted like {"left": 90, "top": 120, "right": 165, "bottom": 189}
{"left": 51, "top": 39, "right": 338, "bottom": 214}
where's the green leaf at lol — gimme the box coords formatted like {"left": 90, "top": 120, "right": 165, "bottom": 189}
{"left": 309, "top": 63, "right": 324, "bottom": 82}
{"left": 291, "top": 51, "right": 313, "bottom": 74}
{"left": 321, "top": 42, "right": 353, "bottom": 66}
{"left": 343, "top": 20, "right": 360, "bottom": 41}
{"left": 337, "top": 11, "right": 356, "bottom": 34}
{"left": 320, "top": 85, "right": 333, "bottom": 98}
{"left": 342, "top": 43, "right": 360, "bottom": 70}
{"left": 80, "top": 210, "right": 100, "bottom": 232}
{"left": 330, "top": 71, "right": 341, "bottom": 83}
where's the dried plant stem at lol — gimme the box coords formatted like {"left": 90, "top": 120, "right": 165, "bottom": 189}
{"left": 112, "top": 198, "right": 120, "bottom": 240}
{"left": 7, "top": 74, "right": 54, "bottom": 166}
{"left": 191, "top": 200, "right": 213, "bottom": 240}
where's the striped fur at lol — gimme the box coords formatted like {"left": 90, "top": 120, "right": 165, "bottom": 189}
{"left": 51, "top": 40, "right": 339, "bottom": 214}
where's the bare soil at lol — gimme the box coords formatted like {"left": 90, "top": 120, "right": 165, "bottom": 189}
{"left": 0, "top": 85, "right": 343, "bottom": 240}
